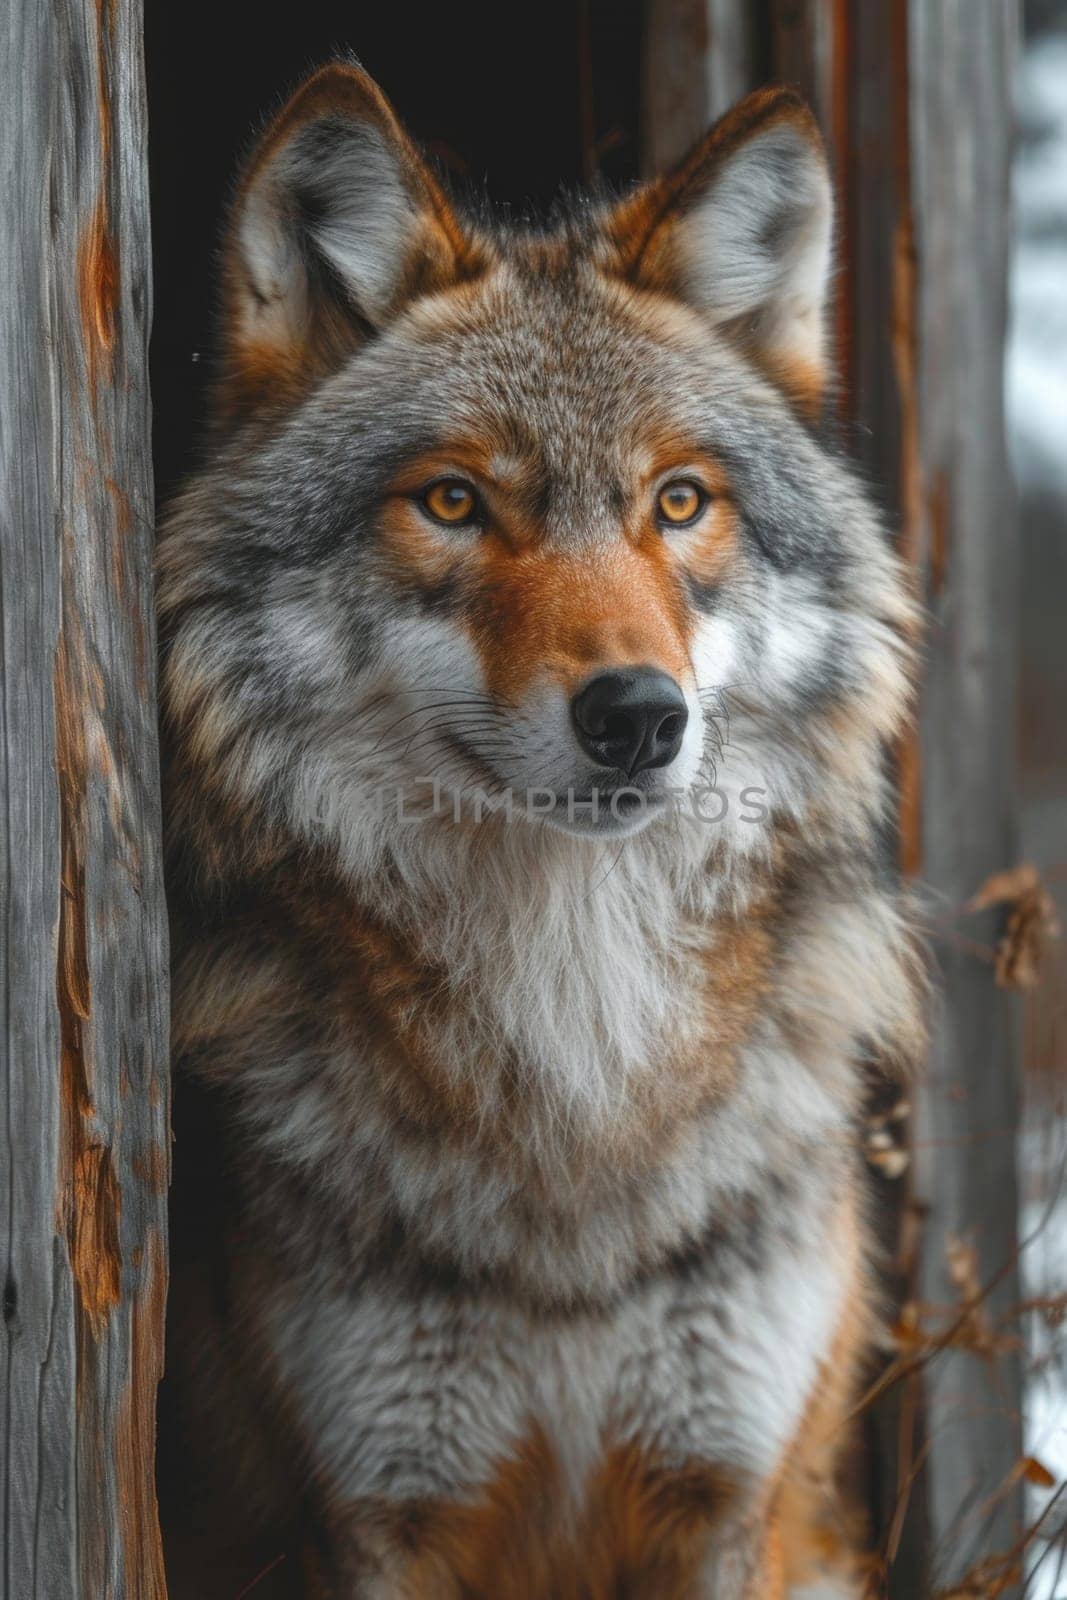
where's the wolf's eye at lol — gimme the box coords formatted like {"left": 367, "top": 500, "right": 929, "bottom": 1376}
{"left": 421, "top": 479, "right": 480, "bottom": 527}
{"left": 656, "top": 480, "right": 708, "bottom": 527}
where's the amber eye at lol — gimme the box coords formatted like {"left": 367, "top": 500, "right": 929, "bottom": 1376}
{"left": 421, "top": 479, "right": 480, "bottom": 527}
{"left": 656, "top": 480, "right": 707, "bottom": 527}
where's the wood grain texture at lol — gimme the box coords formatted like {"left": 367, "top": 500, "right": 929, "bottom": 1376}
{"left": 784, "top": 2, "right": 1023, "bottom": 1591}
{"left": 0, "top": 1, "right": 169, "bottom": 1596}
{"left": 906, "top": 2, "right": 1023, "bottom": 1588}
{"left": 643, "top": 0, "right": 765, "bottom": 171}
{"left": 768, "top": 0, "right": 835, "bottom": 135}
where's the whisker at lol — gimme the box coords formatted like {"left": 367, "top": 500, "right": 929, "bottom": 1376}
{"left": 371, "top": 707, "right": 508, "bottom": 755}
{"left": 587, "top": 841, "right": 628, "bottom": 896}
{"left": 377, "top": 698, "right": 505, "bottom": 738}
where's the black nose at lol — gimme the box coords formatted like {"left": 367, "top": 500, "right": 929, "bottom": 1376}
{"left": 570, "top": 669, "right": 688, "bottom": 776}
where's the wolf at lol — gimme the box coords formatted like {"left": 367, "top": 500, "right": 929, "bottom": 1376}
{"left": 157, "top": 61, "right": 923, "bottom": 1599}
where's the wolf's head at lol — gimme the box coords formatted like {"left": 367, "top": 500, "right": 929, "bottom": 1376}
{"left": 160, "top": 64, "right": 913, "bottom": 876}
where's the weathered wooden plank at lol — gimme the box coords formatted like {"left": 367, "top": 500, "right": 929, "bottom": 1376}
{"left": 825, "top": 5, "right": 940, "bottom": 1583}
{"left": 768, "top": 0, "right": 836, "bottom": 133}
{"left": 0, "top": 1, "right": 169, "bottom": 1596}
{"left": 643, "top": 0, "right": 765, "bottom": 170}
{"left": 771, "top": 1, "right": 1024, "bottom": 1590}
{"left": 906, "top": 1, "right": 1023, "bottom": 1587}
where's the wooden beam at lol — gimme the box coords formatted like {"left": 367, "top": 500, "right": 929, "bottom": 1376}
{"left": 768, "top": 0, "right": 836, "bottom": 135}
{"left": 824, "top": 3, "right": 942, "bottom": 1580}
{"left": 643, "top": 0, "right": 764, "bottom": 170}
{"left": 776, "top": 2, "right": 1024, "bottom": 1590}
{"left": 905, "top": 1, "right": 1023, "bottom": 1587}
{"left": 0, "top": 2, "right": 170, "bottom": 1596}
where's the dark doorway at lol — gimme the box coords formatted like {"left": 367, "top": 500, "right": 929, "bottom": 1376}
{"left": 146, "top": 1, "right": 646, "bottom": 504}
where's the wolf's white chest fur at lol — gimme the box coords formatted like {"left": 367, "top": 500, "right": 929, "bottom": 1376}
{"left": 267, "top": 1176, "right": 847, "bottom": 1511}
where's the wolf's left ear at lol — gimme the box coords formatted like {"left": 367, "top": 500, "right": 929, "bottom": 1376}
{"left": 607, "top": 87, "right": 833, "bottom": 412}
{"left": 218, "top": 63, "right": 474, "bottom": 419}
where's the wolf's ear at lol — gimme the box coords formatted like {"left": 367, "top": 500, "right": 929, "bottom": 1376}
{"left": 218, "top": 63, "right": 474, "bottom": 419}
{"left": 607, "top": 87, "right": 833, "bottom": 412}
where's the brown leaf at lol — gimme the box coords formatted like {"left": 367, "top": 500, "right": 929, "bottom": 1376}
{"left": 968, "top": 863, "right": 1042, "bottom": 912}
{"left": 966, "top": 862, "right": 1060, "bottom": 990}
{"left": 946, "top": 1235, "right": 982, "bottom": 1299}
{"left": 942, "top": 1235, "right": 1015, "bottom": 1355}
{"left": 936, "top": 1563, "right": 1023, "bottom": 1600}
{"left": 1021, "top": 1454, "right": 1056, "bottom": 1489}
{"left": 889, "top": 1303, "right": 924, "bottom": 1349}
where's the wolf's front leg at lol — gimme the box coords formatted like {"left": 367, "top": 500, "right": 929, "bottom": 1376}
{"left": 298, "top": 1490, "right": 785, "bottom": 1600}
{"left": 670, "top": 1475, "right": 786, "bottom": 1600}
{"left": 695, "top": 1513, "right": 785, "bottom": 1600}
{"left": 299, "top": 1507, "right": 426, "bottom": 1600}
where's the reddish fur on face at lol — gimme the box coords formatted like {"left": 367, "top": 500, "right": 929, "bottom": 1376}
{"left": 470, "top": 540, "right": 691, "bottom": 702}
{"left": 763, "top": 349, "right": 829, "bottom": 421}
{"left": 380, "top": 445, "right": 741, "bottom": 702}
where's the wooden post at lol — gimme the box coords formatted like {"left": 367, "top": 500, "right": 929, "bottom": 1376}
{"left": 643, "top": 0, "right": 765, "bottom": 171}
{"left": 818, "top": 4, "right": 1023, "bottom": 1589}
{"left": 0, "top": 2, "right": 170, "bottom": 1597}
{"left": 903, "top": 4, "right": 1022, "bottom": 1587}
{"left": 644, "top": 1, "right": 1023, "bottom": 1591}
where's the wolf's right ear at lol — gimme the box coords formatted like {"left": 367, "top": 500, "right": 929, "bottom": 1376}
{"left": 606, "top": 87, "right": 833, "bottom": 414}
{"left": 218, "top": 64, "right": 475, "bottom": 419}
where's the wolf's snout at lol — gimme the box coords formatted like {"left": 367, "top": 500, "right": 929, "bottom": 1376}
{"left": 570, "top": 669, "right": 688, "bottom": 776}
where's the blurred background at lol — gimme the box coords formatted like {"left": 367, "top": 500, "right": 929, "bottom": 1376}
{"left": 1012, "top": 3, "right": 1067, "bottom": 1595}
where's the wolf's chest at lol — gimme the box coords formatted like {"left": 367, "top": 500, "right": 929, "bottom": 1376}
{"left": 267, "top": 1201, "right": 846, "bottom": 1516}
